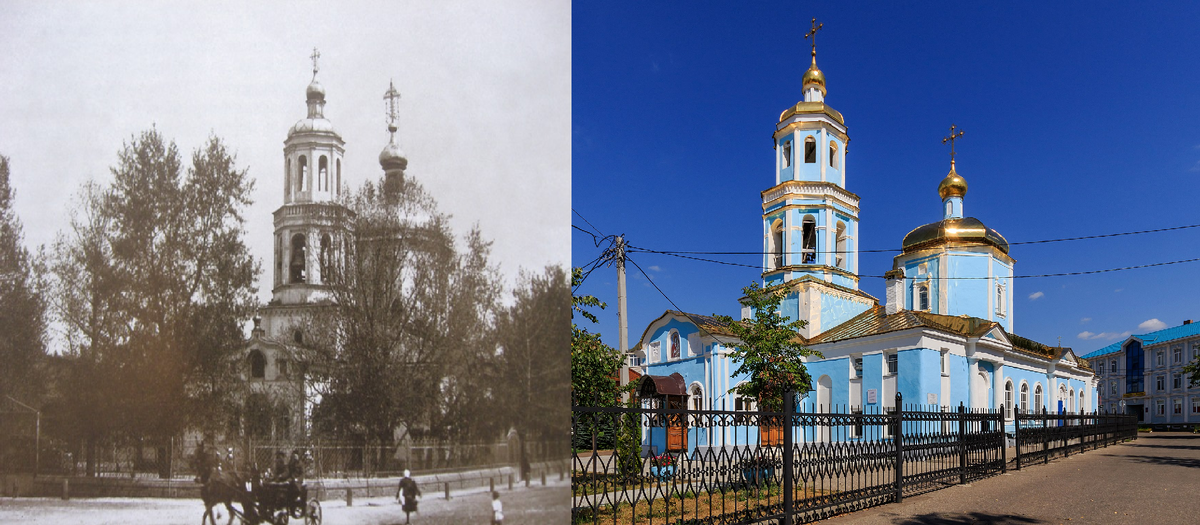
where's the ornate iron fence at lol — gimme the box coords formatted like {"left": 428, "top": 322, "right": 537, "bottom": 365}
{"left": 572, "top": 393, "right": 1136, "bottom": 525}
{"left": 1013, "top": 410, "right": 1137, "bottom": 469}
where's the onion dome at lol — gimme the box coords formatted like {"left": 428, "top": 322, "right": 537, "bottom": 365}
{"left": 901, "top": 217, "right": 1010, "bottom": 255}
{"left": 379, "top": 138, "right": 408, "bottom": 171}
{"left": 802, "top": 53, "right": 826, "bottom": 96}
{"left": 306, "top": 79, "right": 325, "bottom": 102}
{"left": 937, "top": 160, "right": 968, "bottom": 200}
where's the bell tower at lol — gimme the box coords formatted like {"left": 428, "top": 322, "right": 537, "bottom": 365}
{"left": 269, "top": 49, "right": 351, "bottom": 308}
{"left": 763, "top": 19, "right": 860, "bottom": 291}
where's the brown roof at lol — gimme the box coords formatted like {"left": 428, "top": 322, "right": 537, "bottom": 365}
{"left": 639, "top": 373, "right": 687, "bottom": 397}
{"left": 808, "top": 306, "right": 1003, "bottom": 344}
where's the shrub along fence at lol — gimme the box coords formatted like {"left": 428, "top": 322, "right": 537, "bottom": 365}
{"left": 572, "top": 392, "right": 1137, "bottom": 525}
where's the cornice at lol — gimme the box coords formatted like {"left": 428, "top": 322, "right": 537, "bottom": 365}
{"left": 761, "top": 180, "right": 860, "bottom": 213}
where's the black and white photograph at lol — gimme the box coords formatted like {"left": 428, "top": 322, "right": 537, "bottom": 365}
{"left": 0, "top": 1, "right": 570, "bottom": 524}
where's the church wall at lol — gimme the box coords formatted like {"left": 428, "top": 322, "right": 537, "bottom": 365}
{"left": 818, "top": 290, "right": 872, "bottom": 334}
{"left": 948, "top": 353, "right": 970, "bottom": 408}
{"left": 991, "top": 258, "right": 1014, "bottom": 333}
{"left": 861, "top": 353, "right": 884, "bottom": 412}
{"left": 793, "top": 131, "right": 821, "bottom": 182}
{"left": 897, "top": 348, "right": 941, "bottom": 407}
{"left": 904, "top": 254, "right": 940, "bottom": 311}
{"left": 947, "top": 252, "right": 989, "bottom": 319}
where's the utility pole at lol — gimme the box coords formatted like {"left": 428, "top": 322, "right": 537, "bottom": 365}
{"left": 614, "top": 236, "right": 630, "bottom": 399}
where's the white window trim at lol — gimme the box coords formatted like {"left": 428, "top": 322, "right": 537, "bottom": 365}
{"left": 1004, "top": 380, "right": 1014, "bottom": 420}
{"left": 915, "top": 281, "right": 931, "bottom": 312}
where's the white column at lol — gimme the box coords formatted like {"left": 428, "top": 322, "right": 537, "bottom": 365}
{"left": 819, "top": 128, "right": 827, "bottom": 182}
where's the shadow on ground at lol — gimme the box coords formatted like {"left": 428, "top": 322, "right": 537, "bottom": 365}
{"left": 1120, "top": 454, "right": 1200, "bottom": 469}
{"left": 893, "top": 512, "right": 1045, "bottom": 525}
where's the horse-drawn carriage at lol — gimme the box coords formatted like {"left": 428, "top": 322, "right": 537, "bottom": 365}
{"left": 200, "top": 450, "right": 322, "bottom": 525}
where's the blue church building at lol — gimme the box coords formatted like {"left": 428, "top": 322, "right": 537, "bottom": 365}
{"left": 631, "top": 38, "right": 1098, "bottom": 455}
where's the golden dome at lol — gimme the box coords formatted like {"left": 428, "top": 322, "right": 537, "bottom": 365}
{"left": 901, "top": 217, "right": 1010, "bottom": 255}
{"left": 937, "top": 161, "right": 968, "bottom": 200}
{"left": 802, "top": 55, "right": 826, "bottom": 95}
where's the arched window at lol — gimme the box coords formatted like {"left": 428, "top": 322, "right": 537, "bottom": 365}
{"left": 1110, "top": 359, "right": 1117, "bottom": 372}
{"left": 771, "top": 220, "right": 784, "bottom": 269}
{"left": 1034, "top": 384, "right": 1043, "bottom": 413}
{"left": 275, "top": 235, "right": 282, "bottom": 286}
{"left": 319, "top": 155, "right": 328, "bottom": 191}
{"left": 293, "top": 329, "right": 304, "bottom": 344}
{"left": 781, "top": 140, "right": 792, "bottom": 169}
{"left": 915, "top": 282, "right": 930, "bottom": 311}
{"left": 290, "top": 233, "right": 306, "bottom": 283}
{"left": 320, "top": 233, "right": 332, "bottom": 282}
{"left": 298, "top": 155, "right": 308, "bottom": 192}
{"left": 829, "top": 141, "right": 838, "bottom": 169}
{"left": 834, "top": 221, "right": 846, "bottom": 269}
{"left": 804, "top": 136, "right": 816, "bottom": 163}
{"left": 670, "top": 331, "right": 680, "bottom": 360}
{"left": 336, "top": 159, "right": 341, "bottom": 196}
{"left": 1020, "top": 382, "right": 1029, "bottom": 414}
{"left": 996, "top": 283, "right": 1006, "bottom": 317}
{"left": 801, "top": 215, "right": 816, "bottom": 264}
{"left": 733, "top": 381, "right": 755, "bottom": 411}
{"left": 1004, "top": 380, "right": 1013, "bottom": 419}
{"left": 1079, "top": 391, "right": 1085, "bottom": 414}
{"left": 689, "top": 383, "right": 704, "bottom": 426}
{"left": 1069, "top": 388, "right": 1075, "bottom": 413}
{"left": 249, "top": 350, "right": 266, "bottom": 379}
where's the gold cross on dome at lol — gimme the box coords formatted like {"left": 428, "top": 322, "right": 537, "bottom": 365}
{"left": 310, "top": 48, "right": 321, "bottom": 78}
{"left": 804, "top": 18, "right": 824, "bottom": 57}
{"left": 942, "top": 124, "right": 965, "bottom": 162}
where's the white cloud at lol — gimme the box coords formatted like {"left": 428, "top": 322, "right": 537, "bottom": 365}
{"left": 648, "top": 265, "right": 661, "bottom": 272}
{"left": 1077, "top": 331, "right": 1132, "bottom": 341}
{"left": 1191, "top": 160, "right": 1200, "bottom": 172}
{"left": 1080, "top": 317, "right": 1092, "bottom": 324}
{"left": 1114, "top": 288, "right": 1124, "bottom": 293}
{"left": 1138, "top": 318, "right": 1168, "bottom": 332}
{"left": 1028, "top": 291, "right": 1044, "bottom": 300}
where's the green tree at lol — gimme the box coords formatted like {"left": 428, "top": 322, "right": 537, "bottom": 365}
{"left": 570, "top": 267, "right": 628, "bottom": 407}
{"left": 0, "top": 155, "right": 47, "bottom": 404}
{"left": 302, "top": 174, "right": 502, "bottom": 459}
{"left": 1184, "top": 356, "right": 1200, "bottom": 388}
{"left": 712, "top": 282, "right": 821, "bottom": 412}
{"left": 47, "top": 130, "right": 259, "bottom": 476}
{"left": 496, "top": 265, "right": 571, "bottom": 479}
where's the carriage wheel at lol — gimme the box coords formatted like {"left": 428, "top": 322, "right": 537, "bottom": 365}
{"left": 305, "top": 500, "right": 322, "bottom": 525}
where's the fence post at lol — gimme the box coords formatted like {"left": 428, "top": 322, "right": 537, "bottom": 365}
{"left": 958, "top": 403, "right": 966, "bottom": 485}
{"left": 1014, "top": 409, "right": 1022, "bottom": 471}
{"left": 998, "top": 403, "right": 1006, "bottom": 474}
{"left": 782, "top": 390, "right": 795, "bottom": 525}
{"left": 894, "top": 392, "right": 904, "bottom": 503}
{"left": 1042, "top": 408, "right": 1048, "bottom": 465}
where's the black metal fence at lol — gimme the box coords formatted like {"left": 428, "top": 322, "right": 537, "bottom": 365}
{"left": 572, "top": 393, "right": 1137, "bottom": 525}
{"left": 1013, "top": 410, "right": 1138, "bottom": 469}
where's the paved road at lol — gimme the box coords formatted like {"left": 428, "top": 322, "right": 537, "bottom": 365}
{"left": 820, "top": 432, "right": 1200, "bottom": 525}
{"left": 0, "top": 478, "right": 568, "bottom": 524}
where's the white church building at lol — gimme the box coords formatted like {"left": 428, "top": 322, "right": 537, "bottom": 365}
{"left": 631, "top": 36, "right": 1097, "bottom": 455}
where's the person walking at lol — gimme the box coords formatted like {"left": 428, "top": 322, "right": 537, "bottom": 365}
{"left": 491, "top": 491, "right": 503, "bottom": 525}
{"left": 396, "top": 469, "right": 421, "bottom": 524}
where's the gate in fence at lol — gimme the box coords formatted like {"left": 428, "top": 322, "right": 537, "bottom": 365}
{"left": 573, "top": 392, "right": 1137, "bottom": 525}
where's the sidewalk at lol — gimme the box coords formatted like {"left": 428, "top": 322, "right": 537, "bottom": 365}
{"left": 819, "top": 433, "right": 1200, "bottom": 524}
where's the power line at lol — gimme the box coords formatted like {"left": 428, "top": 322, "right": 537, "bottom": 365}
{"left": 572, "top": 209, "right": 606, "bottom": 238}
{"left": 624, "top": 253, "right": 735, "bottom": 347}
{"left": 630, "top": 245, "right": 1200, "bottom": 279}
{"left": 632, "top": 221, "right": 1200, "bottom": 256}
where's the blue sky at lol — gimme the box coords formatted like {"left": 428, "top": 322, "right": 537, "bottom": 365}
{"left": 572, "top": 2, "right": 1200, "bottom": 354}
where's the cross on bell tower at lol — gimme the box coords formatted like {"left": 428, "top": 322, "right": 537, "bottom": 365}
{"left": 384, "top": 79, "right": 401, "bottom": 137}
{"left": 938, "top": 124, "right": 968, "bottom": 220}
{"left": 942, "top": 124, "right": 964, "bottom": 163}
{"left": 804, "top": 18, "right": 823, "bottom": 60}
{"left": 310, "top": 48, "right": 321, "bottom": 79}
